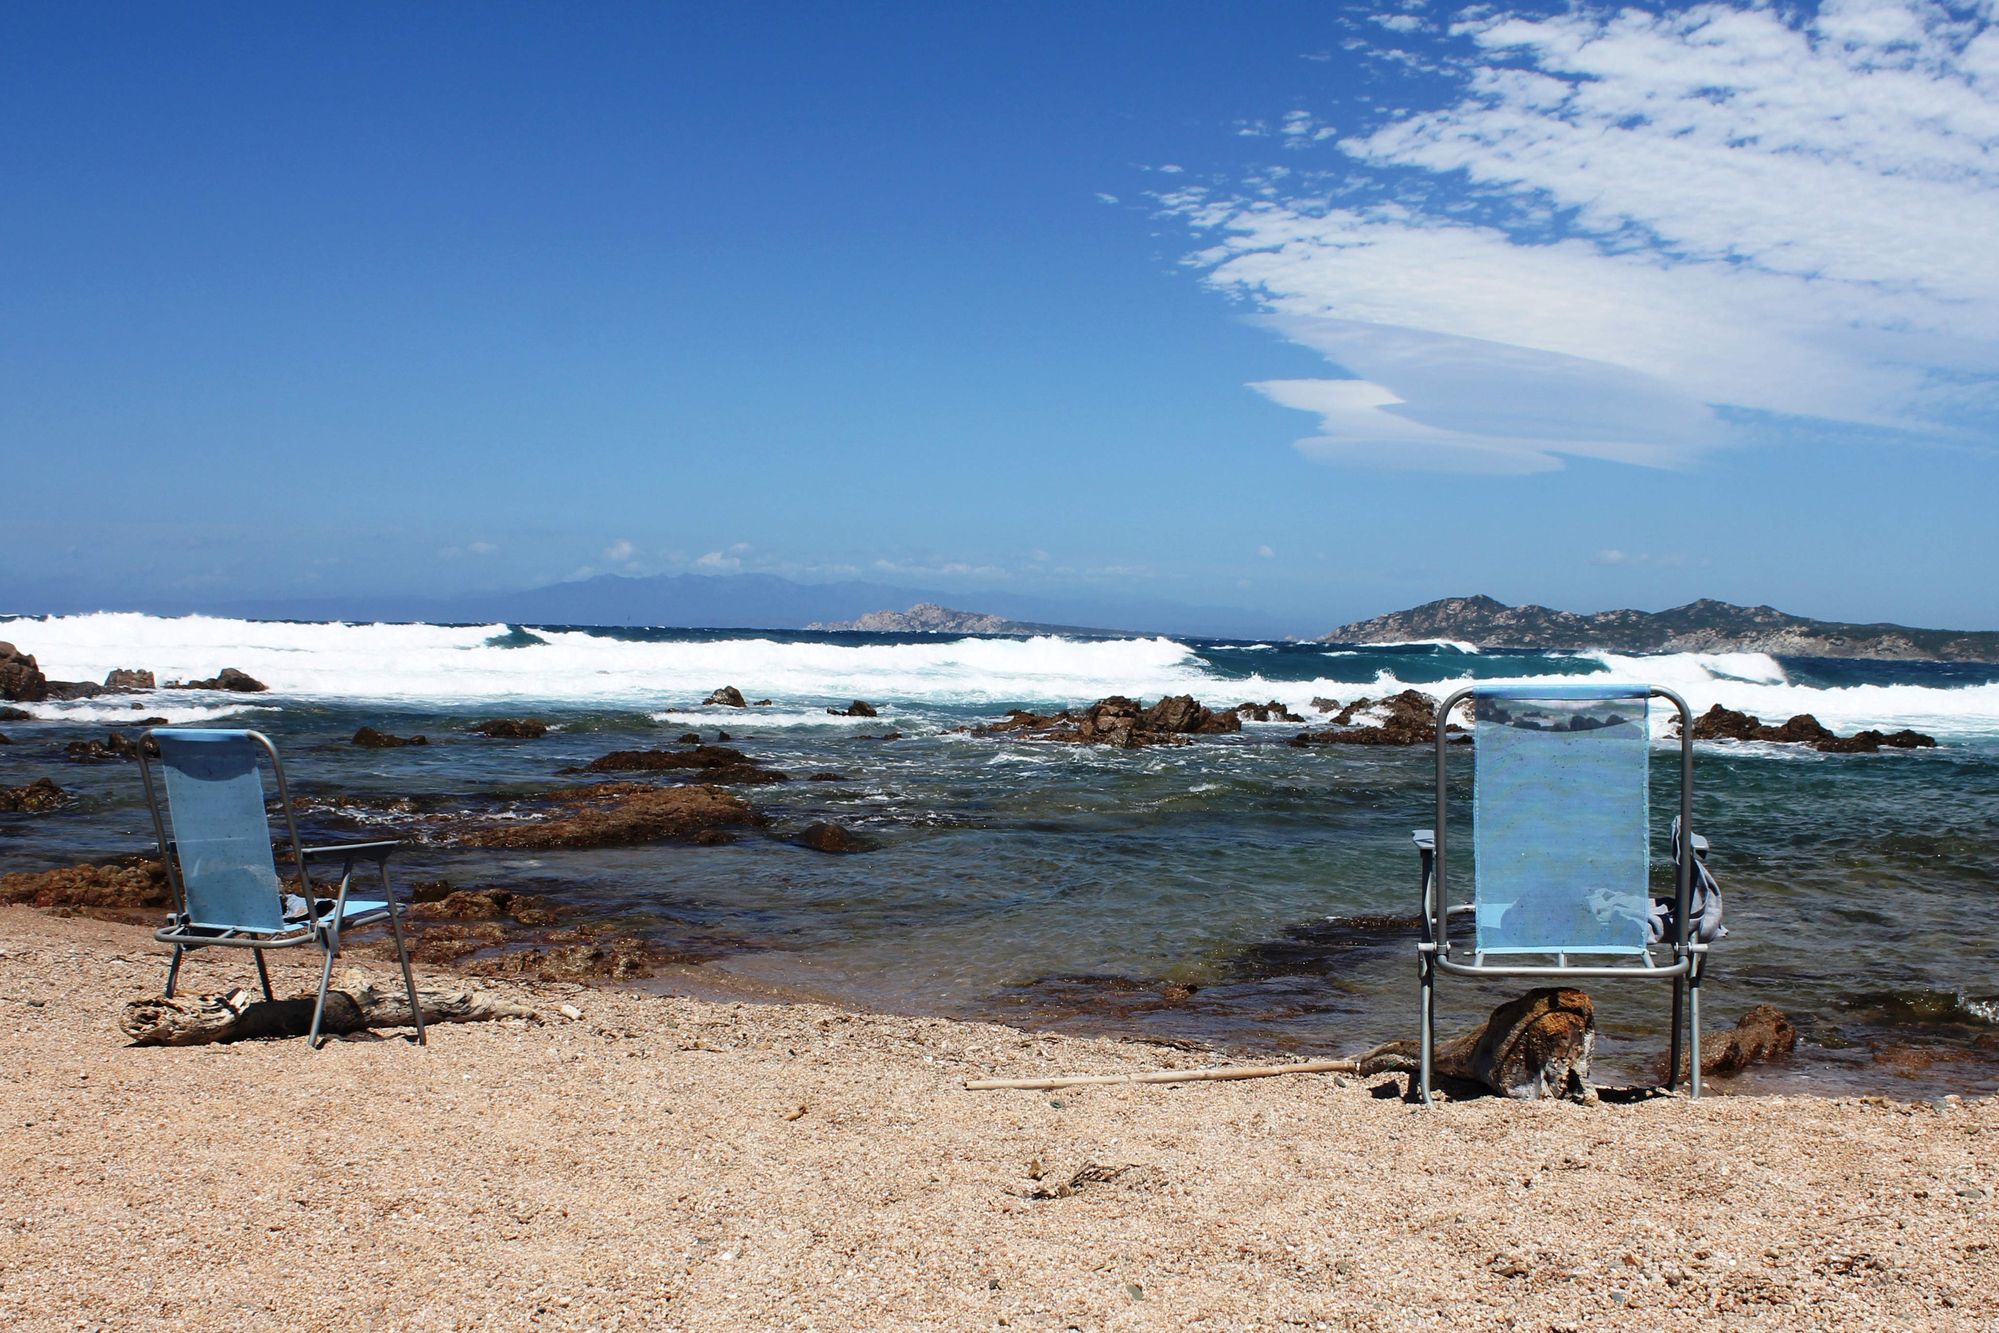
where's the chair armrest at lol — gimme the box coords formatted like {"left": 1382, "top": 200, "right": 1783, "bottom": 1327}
{"left": 298, "top": 840, "right": 401, "bottom": 862}
{"left": 1412, "top": 829, "right": 1435, "bottom": 852}
{"left": 1691, "top": 833, "right": 1710, "bottom": 859}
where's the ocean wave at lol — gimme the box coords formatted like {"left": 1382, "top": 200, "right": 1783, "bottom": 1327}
{"left": 8, "top": 612, "right": 1997, "bottom": 739}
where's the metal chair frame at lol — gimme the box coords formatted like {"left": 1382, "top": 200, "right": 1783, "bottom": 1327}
{"left": 1415, "top": 686, "right": 1705, "bottom": 1105}
{"left": 137, "top": 729, "right": 426, "bottom": 1048}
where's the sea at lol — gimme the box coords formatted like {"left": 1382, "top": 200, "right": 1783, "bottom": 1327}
{"left": 4, "top": 611, "right": 1996, "bottom": 1097}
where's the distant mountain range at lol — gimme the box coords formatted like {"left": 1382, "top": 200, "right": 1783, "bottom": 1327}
{"left": 41, "top": 573, "right": 1301, "bottom": 641}
{"left": 1323, "top": 595, "right": 1999, "bottom": 661}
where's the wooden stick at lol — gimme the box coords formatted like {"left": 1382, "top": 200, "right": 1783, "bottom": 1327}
{"left": 965, "top": 1058, "right": 1360, "bottom": 1091}
{"left": 120, "top": 969, "right": 536, "bottom": 1046}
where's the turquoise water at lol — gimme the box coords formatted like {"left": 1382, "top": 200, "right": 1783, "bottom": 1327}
{"left": 4, "top": 615, "right": 1996, "bottom": 1095}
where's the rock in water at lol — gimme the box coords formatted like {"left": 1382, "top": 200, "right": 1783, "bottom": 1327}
{"left": 829, "top": 700, "right": 878, "bottom": 717}
{"left": 0, "top": 643, "right": 48, "bottom": 703}
{"left": 473, "top": 718, "right": 548, "bottom": 738}
{"left": 798, "top": 821, "right": 861, "bottom": 853}
{"left": 0, "top": 777, "right": 70, "bottom": 812}
{"left": 457, "top": 783, "right": 763, "bottom": 850}
{"left": 353, "top": 727, "right": 428, "bottom": 748}
{"left": 167, "top": 667, "right": 268, "bottom": 692}
{"left": 704, "top": 686, "right": 748, "bottom": 707}
{"left": 103, "top": 668, "right": 155, "bottom": 690}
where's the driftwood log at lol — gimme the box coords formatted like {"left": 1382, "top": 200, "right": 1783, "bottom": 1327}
{"left": 120, "top": 970, "right": 537, "bottom": 1046}
{"left": 968, "top": 990, "right": 1598, "bottom": 1101}
{"left": 1359, "top": 987, "right": 1600, "bottom": 1103}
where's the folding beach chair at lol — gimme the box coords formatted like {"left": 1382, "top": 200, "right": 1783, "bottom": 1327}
{"left": 137, "top": 729, "right": 425, "bottom": 1048}
{"left": 1412, "top": 684, "right": 1715, "bottom": 1104}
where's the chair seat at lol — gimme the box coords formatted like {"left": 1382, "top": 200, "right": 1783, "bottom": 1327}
{"left": 283, "top": 896, "right": 391, "bottom": 923}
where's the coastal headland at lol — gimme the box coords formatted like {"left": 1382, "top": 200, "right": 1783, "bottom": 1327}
{"left": 3, "top": 907, "right": 1995, "bottom": 1331}
{"left": 1324, "top": 595, "right": 1999, "bottom": 662}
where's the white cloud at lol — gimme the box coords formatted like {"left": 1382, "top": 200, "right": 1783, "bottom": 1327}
{"left": 1174, "top": 1, "right": 1999, "bottom": 471}
{"left": 603, "top": 539, "right": 636, "bottom": 562}
{"left": 1096, "top": 192, "right": 1120, "bottom": 203}
{"left": 468, "top": 541, "right": 498, "bottom": 556}
{"left": 1257, "top": 545, "right": 1276, "bottom": 558}
{"left": 695, "top": 551, "right": 741, "bottom": 571}
{"left": 1592, "top": 549, "right": 1647, "bottom": 566}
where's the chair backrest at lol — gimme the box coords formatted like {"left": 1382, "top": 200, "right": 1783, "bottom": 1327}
{"left": 149, "top": 730, "right": 286, "bottom": 933}
{"left": 1472, "top": 684, "right": 1651, "bottom": 957}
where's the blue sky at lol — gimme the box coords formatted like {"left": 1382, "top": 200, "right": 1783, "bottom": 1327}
{"left": 5, "top": 1, "right": 1999, "bottom": 632}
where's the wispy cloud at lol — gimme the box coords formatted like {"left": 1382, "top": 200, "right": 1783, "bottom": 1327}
{"left": 603, "top": 539, "right": 635, "bottom": 563}
{"left": 1171, "top": 1, "right": 1999, "bottom": 472}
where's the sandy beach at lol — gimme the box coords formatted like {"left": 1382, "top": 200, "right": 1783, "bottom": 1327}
{"left": 0, "top": 906, "right": 1993, "bottom": 1332}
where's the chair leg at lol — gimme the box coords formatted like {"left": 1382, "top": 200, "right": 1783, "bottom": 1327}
{"left": 253, "top": 949, "right": 274, "bottom": 1003}
{"left": 307, "top": 944, "right": 338, "bottom": 1050}
{"left": 1418, "top": 953, "right": 1435, "bottom": 1107}
{"left": 163, "top": 945, "right": 185, "bottom": 999}
{"left": 380, "top": 861, "right": 426, "bottom": 1046}
{"left": 1688, "top": 955, "right": 1704, "bottom": 1100}
{"left": 1668, "top": 974, "right": 1685, "bottom": 1093}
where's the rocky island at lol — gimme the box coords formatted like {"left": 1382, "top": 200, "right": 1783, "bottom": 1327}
{"left": 1323, "top": 594, "right": 1999, "bottom": 662}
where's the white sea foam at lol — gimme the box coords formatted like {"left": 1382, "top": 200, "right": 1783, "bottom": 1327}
{"left": 8, "top": 613, "right": 1996, "bottom": 739}
{"left": 6, "top": 613, "right": 1210, "bottom": 707}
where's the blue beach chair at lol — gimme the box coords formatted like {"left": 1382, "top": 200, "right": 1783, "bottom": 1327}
{"left": 137, "top": 729, "right": 425, "bottom": 1048}
{"left": 1413, "top": 684, "right": 1717, "bottom": 1104}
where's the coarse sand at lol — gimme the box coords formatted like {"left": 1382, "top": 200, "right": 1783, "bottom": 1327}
{"left": 0, "top": 905, "right": 1994, "bottom": 1332}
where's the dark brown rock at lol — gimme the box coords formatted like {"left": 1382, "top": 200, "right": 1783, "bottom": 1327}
{"left": 458, "top": 782, "right": 763, "bottom": 850}
{"left": 751, "top": 699, "right": 772, "bottom": 706}
{"left": 472, "top": 718, "right": 548, "bottom": 739}
{"left": 0, "top": 856, "right": 170, "bottom": 911}
{"left": 1292, "top": 689, "right": 1456, "bottom": 747}
{"left": 65, "top": 732, "right": 156, "bottom": 762}
{"left": 165, "top": 667, "right": 268, "bottom": 692}
{"left": 352, "top": 727, "right": 427, "bottom": 748}
{"left": 0, "top": 777, "right": 69, "bottom": 812}
{"left": 104, "top": 669, "right": 156, "bottom": 690}
{"left": 829, "top": 700, "right": 878, "bottom": 717}
{"left": 798, "top": 821, "right": 860, "bottom": 853}
{"left": 704, "top": 686, "right": 747, "bottom": 707}
{"left": 1688, "top": 703, "right": 1936, "bottom": 752}
{"left": 677, "top": 733, "right": 702, "bottom": 744}
{"left": 584, "top": 744, "right": 751, "bottom": 772}
{"left": 0, "top": 643, "right": 48, "bottom": 703}
{"left": 806, "top": 772, "right": 847, "bottom": 781}
{"left": 0, "top": 707, "right": 30, "bottom": 723}
{"left": 1229, "top": 700, "right": 1306, "bottom": 723}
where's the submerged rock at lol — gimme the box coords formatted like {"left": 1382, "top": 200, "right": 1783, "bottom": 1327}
{"left": 457, "top": 782, "right": 763, "bottom": 850}
{"left": 0, "top": 707, "right": 31, "bottom": 722}
{"left": 797, "top": 821, "right": 867, "bottom": 853}
{"left": 0, "top": 777, "right": 70, "bottom": 812}
{"left": 353, "top": 727, "right": 428, "bottom": 748}
{"left": 584, "top": 744, "right": 752, "bottom": 773}
{"left": 829, "top": 700, "right": 878, "bottom": 717}
{"left": 473, "top": 718, "right": 548, "bottom": 739}
{"left": 703, "top": 686, "right": 748, "bottom": 707}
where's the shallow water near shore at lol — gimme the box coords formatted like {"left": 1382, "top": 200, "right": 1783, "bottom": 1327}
{"left": 5, "top": 612, "right": 1998, "bottom": 1097}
